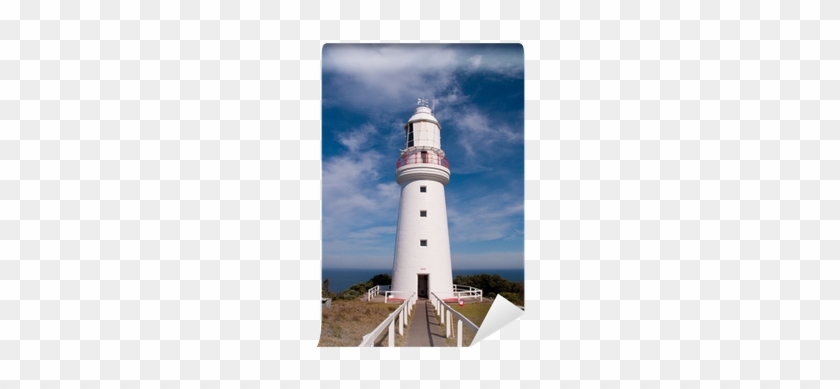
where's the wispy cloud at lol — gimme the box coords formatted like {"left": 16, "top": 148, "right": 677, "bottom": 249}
{"left": 321, "top": 121, "right": 403, "bottom": 268}
{"left": 441, "top": 108, "right": 522, "bottom": 158}
{"left": 321, "top": 149, "right": 399, "bottom": 234}
{"left": 323, "top": 45, "right": 461, "bottom": 114}
{"left": 323, "top": 44, "right": 524, "bottom": 163}
{"left": 335, "top": 123, "right": 377, "bottom": 152}
{"left": 469, "top": 54, "right": 483, "bottom": 68}
{"left": 448, "top": 193, "right": 524, "bottom": 243}
{"left": 346, "top": 225, "right": 398, "bottom": 240}
{"left": 322, "top": 44, "right": 522, "bottom": 114}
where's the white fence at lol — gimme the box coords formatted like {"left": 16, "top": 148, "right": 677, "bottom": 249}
{"left": 452, "top": 284, "right": 483, "bottom": 302}
{"left": 359, "top": 292, "right": 417, "bottom": 347}
{"left": 430, "top": 292, "right": 480, "bottom": 348}
{"left": 367, "top": 285, "right": 392, "bottom": 301}
{"left": 367, "top": 285, "right": 380, "bottom": 301}
{"left": 384, "top": 290, "right": 412, "bottom": 302}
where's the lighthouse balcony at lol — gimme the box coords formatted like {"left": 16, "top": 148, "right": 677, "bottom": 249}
{"left": 396, "top": 153, "right": 450, "bottom": 169}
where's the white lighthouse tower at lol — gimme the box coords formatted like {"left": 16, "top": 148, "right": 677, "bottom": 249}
{"left": 391, "top": 99, "right": 455, "bottom": 300}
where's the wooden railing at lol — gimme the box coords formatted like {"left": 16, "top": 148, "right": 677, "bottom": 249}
{"left": 359, "top": 292, "right": 417, "bottom": 347}
{"left": 430, "top": 292, "right": 479, "bottom": 348}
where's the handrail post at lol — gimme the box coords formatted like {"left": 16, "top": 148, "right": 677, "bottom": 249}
{"left": 443, "top": 307, "right": 452, "bottom": 338}
{"left": 457, "top": 320, "right": 463, "bottom": 348}
{"left": 388, "top": 318, "right": 394, "bottom": 347}
{"left": 359, "top": 292, "right": 418, "bottom": 347}
{"left": 446, "top": 310, "right": 451, "bottom": 338}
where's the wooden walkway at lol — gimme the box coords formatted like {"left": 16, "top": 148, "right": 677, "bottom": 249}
{"left": 405, "top": 299, "right": 448, "bottom": 347}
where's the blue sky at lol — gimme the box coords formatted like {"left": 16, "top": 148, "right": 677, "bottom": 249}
{"left": 321, "top": 44, "right": 524, "bottom": 270}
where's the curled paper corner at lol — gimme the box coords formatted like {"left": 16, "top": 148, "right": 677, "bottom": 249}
{"left": 470, "top": 294, "right": 525, "bottom": 346}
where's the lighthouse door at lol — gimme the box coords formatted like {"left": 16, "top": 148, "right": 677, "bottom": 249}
{"left": 417, "top": 274, "right": 428, "bottom": 298}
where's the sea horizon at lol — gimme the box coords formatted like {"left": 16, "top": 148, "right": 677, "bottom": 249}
{"left": 321, "top": 267, "right": 524, "bottom": 294}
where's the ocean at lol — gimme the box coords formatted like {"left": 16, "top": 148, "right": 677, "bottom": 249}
{"left": 321, "top": 268, "right": 525, "bottom": 293}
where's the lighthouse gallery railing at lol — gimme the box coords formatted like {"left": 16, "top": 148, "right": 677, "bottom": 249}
{"left": 396, "top": 153, "right": 449, "bottom": 169}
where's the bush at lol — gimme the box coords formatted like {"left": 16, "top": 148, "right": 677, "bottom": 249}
{"left": 370, "top": 273, "right": 391, "bottom": 286}
{"left": 453, "top": 273, "right": 523, "bottom": 304}
{"left": 499, "top": 292, "right": 523, "bottom": 306}
{"left": 335, "top": 273, "right": 394, "bottom": 298}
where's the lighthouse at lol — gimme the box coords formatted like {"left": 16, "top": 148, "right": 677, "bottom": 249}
{"left": 390, "top": 100, "right": 455, "bottom": 300}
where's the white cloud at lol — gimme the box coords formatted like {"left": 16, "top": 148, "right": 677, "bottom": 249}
{"left": 323, "top": 44, "right": 524, "bottom": 170}
{"left": 454, "top": 109, "right": 520, "bottom": 156}
{"left": 321, "top": 149, "right": 399, "bottom": 233}
{"left": 429, "top": 106, "right": 523, "bottom": 174}
{"left": 336, "top": 123, "right": 377, "bottom": 152}
{"left": 322, "top": 44, "right": 522, "bottom": 115}
{"left": 323, "top": 45, "right": 462, "bottom": 113}
{"left": 323, "top": 45, "right": 462, "bottom": 76}
{"left": 469, "top": 54, "right": 483, "bottom": 68}
{"left": 321, "top": 122, "right": 402, "bottom": 269}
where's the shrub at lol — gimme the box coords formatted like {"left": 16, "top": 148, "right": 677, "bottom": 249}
{"left": 370, "top": 273, "right": 392, "bottom": 286}
{"left": 335, "top": 273, "right": 394, "bottom": 299}
{"left": 499, "top": 292, "right": 523, "bottom": 306}
{"left": 453, "top": 273, "right": 523, "bottom": 302}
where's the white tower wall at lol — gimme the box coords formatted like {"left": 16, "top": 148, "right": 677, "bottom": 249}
{"left": 391, "top": 106, "right": 454, "bottom": 299}
{"left": 391, "top": 179, "right": 453, "bottom": 299}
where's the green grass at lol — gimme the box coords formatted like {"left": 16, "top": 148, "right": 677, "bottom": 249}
{"left": 451, "top": 301, "right": 492, "bottom": 327}
{"left": 441, "top": 300, "right": 492, "bottom": 347}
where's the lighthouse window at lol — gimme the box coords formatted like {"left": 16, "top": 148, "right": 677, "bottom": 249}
{"left": 420, "top": 186, "right": 426, "bottom": 193}
{"left": 420, "top": 240, "right": 427, "bottom": 247}
{"left": 420, "top": 210, "right": 427, "bottom": 217}
{"left": 407, "top": 124, "right": 414, "bottom": 147}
